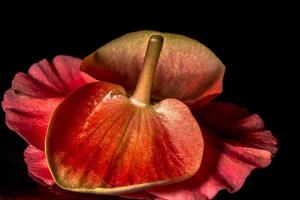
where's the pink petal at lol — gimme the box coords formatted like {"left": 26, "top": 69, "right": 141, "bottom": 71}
{"left": 24, "top": 145, "right": 54, "bottom": 185}
{"left": 2, "top": 55, "right": 96, "bottom": 150}
{"left": 146, "top": 102, "right": 278, "bottom": 200}
{"left": 197, "top": 102, "right": 278, "bottom": 154}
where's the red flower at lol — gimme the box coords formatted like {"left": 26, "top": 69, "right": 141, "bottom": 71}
{"left": 2, "top": 31, "right": 277, "bottom": 200}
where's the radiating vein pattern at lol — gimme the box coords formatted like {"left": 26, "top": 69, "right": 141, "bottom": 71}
{"left": 47, "top": 82, "right": 203, "bottom": 191}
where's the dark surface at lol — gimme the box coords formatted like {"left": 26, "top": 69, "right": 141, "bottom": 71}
{"left": 0, "top": 4, "right": 297, "bottom": 200}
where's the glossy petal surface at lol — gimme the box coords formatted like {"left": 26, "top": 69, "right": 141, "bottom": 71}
{"left": 46, "top": 82, "right": 203, "bottom": 194}
{"left": 81, "top": 30, "right": 225, "bottom": 108}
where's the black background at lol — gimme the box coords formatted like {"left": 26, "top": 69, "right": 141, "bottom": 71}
{"left": 0, "top": 3, "right": 297, "bottom": 200}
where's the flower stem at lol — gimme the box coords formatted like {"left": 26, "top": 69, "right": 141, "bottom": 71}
{"left": 131, "top": 35, "right": 164, "bottom": 105}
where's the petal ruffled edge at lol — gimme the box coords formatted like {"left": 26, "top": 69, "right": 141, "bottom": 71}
{"left": 146, "top": 102, "right": 278, "bottom": 200}
{"left": 2, "top": 55, "right": 96, "bottom": 150}
{"left": 24, "top": 145, "right": 54, "bottom": 186}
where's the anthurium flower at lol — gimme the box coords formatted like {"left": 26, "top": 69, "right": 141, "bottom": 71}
{"left": 2, "top": 31, "right": 277, "bottom": 200}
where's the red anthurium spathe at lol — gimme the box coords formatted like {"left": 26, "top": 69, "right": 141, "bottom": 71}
{"left": 46, "top": 83, "right": 203, "bottom": 193}
{"left": 46, "top": 36, "right": 204, "bottom": 194}
{"left": 2, "top": 30, "right": 278, "bottom": 200}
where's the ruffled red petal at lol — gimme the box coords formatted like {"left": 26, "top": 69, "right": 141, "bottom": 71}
{"left": 24, "top": 145, "right": 54, "bottom": 185}
{"left": 2, "top": 55, "right": 95, "bottom": 150}
{"left": 146, "top": 102, "right": 278, "bottom": 200}
{"left": 197, "top": 102, "right": 278, "bottom": 154}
